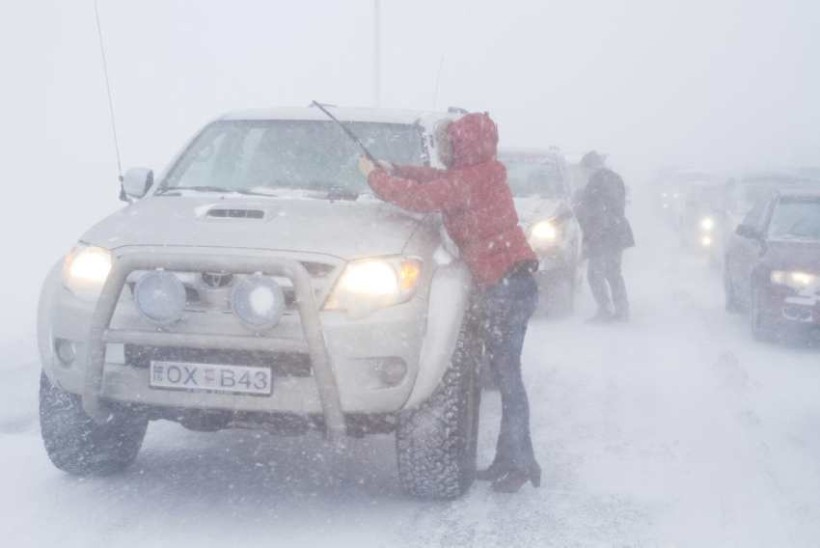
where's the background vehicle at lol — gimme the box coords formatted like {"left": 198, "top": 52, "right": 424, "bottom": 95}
{"left": 652, "top": 169, "right": 717, "bottom": 228}
{"left": 37, "top": 106, "right": 483, "bottom": 500}
{"left": 500, "top": 148, "right": 582, "bottom": 314}
{"left": 724, "top": 190, "right": 820, "bottom": 340}
{"left": 678, "top": 180, "right": 730, "bottom": 265}
{"left": 725, "top": 171, "right": 819, "bottom": 230}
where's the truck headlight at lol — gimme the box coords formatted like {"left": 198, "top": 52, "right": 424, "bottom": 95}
{"left": 63, "top": 245, "right": 112, "bottom": 298}
{"left": 325, "top": 257, "right": 422, "bottom": 315}
{"left": 770, "top": 270, "right": 817, "bottom": 290}
{"left": 528, "top": 220, "right": 559, "bottom": 249}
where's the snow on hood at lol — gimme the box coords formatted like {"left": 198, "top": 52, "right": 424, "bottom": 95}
{"left": 81, "top": 195, "right": 424, "bottom": 259}
{"left": 762, "top": 240, "right": 820, "bottom": 271}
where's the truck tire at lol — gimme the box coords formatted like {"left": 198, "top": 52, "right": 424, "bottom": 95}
{"left": 396, "top": 327, "right": 481, "bottom": 499}
{"left": 39, "top": 372, "right": 148, "bottom": 475}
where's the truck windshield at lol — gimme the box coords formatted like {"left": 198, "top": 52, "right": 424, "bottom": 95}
{"left": 504, "top": 159, "right": 567, "bottom": 198}
{"left": 768, "top": 198, "right": 820, "bottom": 241}
{"left": 161, "top": 120, "right": 425, "bottom": 195}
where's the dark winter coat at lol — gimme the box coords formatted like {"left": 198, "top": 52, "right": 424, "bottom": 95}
{"left": 575, "top": 167, "right": 635, "bottom": 254}
{"left": 367, "top": 113, "right": 537, "bottom": 288}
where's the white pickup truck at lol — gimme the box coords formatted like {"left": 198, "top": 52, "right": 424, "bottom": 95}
{"left": 37, "top": 106, "right": 482, "bottom": 499}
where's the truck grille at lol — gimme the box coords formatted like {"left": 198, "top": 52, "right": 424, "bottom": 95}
{"left": 124, "top": 260, "right": 338, "bottom": 314}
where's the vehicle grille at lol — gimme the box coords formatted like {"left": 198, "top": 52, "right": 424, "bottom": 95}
{"left": 125, "top": 345, "right": 312, "bottom": 377}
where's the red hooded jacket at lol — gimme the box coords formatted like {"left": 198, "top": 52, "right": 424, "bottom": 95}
{"left": 368, "top": 113, "right": 536, "bottom": 288}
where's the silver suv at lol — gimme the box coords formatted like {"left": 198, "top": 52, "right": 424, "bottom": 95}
{"left": 37, "top": 107, "right": 481, "bottom": 499}
{"left": 500, "top": 148, "right": 582, "bottom": 314}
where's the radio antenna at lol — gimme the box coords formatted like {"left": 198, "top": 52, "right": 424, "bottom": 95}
{"left": 432, "top": 56, "right": 445, "bottom": 110}
{"left": 94, "top": 0, "right": 123, "bottom": 180}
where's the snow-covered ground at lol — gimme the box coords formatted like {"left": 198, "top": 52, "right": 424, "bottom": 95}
{"left": 2, "top": 202, "right": 820, "bottom": 547}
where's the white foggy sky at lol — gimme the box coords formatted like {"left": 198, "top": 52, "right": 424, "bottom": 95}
{"left": 38, "top": 0, "right": 820, "bottom": 173}
{"left": 1, "top": 0, "right": 819, "bottom": 336}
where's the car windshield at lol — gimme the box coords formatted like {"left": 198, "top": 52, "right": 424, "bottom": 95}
{"left": 768, "top": 198, "right": 820, "bottom": 241}
{"left": 735, "top": 176, "right": 809, "bottom": 211}
{"left": 504, "top": 158, "right": 567, "bottom": 198}
{"left": 160, "top": 120, "right": 425, "bottom": 196}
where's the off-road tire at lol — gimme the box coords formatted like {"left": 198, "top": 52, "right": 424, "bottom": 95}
{"left": 39, "top": 372, "right": 148, "bottom": 475}
{"left": 396, "top": 327, "right": 481, "bottom": 500}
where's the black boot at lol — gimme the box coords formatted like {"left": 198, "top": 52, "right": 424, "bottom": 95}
{"left": 476, "top": 460, "right": 511, "bottom": 482}
{"left": 491, "top": 462, "right": 541, "bottom": 493}
{"left": 586, "top": 309, "right": 614, "bottom": 324}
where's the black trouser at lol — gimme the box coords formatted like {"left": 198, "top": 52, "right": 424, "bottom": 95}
{"left": 476, "top": 269, "right": 539, "bottom": 472}
{"left": 588, "top": 248, "right": 629, "bottom": 316}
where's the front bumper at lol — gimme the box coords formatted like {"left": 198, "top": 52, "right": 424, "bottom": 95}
{"left": 759, "top": 285, "right": 820, "bottom": 330}
{"left": 44, "top": 248, "right": 438, "bottom": 442}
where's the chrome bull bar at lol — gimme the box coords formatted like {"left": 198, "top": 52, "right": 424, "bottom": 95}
{"left": 83, "top": 252, "right": 346, "bottom": 444}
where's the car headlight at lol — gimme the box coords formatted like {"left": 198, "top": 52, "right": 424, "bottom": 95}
{"left": 770, "top": 270, "right": 818, "bottom": 290}
{"left": 63, "top": 245, "right": 112, "bottom": 299}
{"left": 325, "top": 257, "right": 422, "bottom": 316}
{"left": 528, "top": 220, "right": 559, "bottom": 249}
{"left": 700, "top": 217, "right": 715, "bottom": 232}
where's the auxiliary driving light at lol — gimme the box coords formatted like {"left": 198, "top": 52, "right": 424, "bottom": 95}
{"left": 231, "top": 275, "right": 286, "bottom": 330}
{"left": 700, "top": 235, "right": 713, "bottom": 248}
{"left": 133, "top": 271, "right": 187, "bottom": 325}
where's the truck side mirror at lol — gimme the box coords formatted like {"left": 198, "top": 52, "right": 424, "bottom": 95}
{"left": 735, "top": 224, "right": 760, "bottom": 240}
{"left": 120, "top": 168, "right": 154, "bottom": 202}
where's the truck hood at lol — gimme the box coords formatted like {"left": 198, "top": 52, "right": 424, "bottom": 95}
{"left": 514, "top": 197, "right": 566, "bottom": 226}
{"left": 762, "top": 240, "right": 820, "bottom": 271}
{"left": 81, "top": 195, "right": 424, "bottom": 259}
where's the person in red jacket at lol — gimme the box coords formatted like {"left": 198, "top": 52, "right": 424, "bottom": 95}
{"left": 359, "top": 112, "right": 541, "bottom": 493}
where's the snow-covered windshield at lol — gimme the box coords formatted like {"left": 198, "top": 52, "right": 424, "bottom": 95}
{"left": 504, "top": 159, "right": 567, "bottom": 198}
{"left": 768, "top": 198, "right": 820, "bottom": 241}
{"left": 161, "top": 120, "right": 425, "bottom": 195}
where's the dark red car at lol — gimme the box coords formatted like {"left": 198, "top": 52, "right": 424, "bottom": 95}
{"left": 724, "top": 190, "right": 820, "bottom": 340}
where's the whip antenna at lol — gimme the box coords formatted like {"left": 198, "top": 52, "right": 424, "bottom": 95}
{"left": 94, "top": 0, "right": 123, "bottom": 180}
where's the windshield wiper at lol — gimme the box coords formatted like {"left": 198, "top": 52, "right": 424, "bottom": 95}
{"left": 327, "top": 186, "right": 359, "bottom": 201}
{"left": 155, "top": 185, "right": 235, "bottom": 196}
{"left": 155, "top": 186, "right": 279, "bottom": 197}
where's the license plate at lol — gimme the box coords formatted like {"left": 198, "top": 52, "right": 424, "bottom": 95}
{"left": 149, "top": 361, "right": 273, "bottom": 396}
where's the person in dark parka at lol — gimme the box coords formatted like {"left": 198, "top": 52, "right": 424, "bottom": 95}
{"left": 358, "top": 112, "right": 541, "bottom": 493}
{"left": 575, "top": 151, "right": 635, "bottom": 322}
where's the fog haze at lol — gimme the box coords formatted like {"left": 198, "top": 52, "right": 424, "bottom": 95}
{"left": 2, "top": 0, "right": 819, "bottom": 334}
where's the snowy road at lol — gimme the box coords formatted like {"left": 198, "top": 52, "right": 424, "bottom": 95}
{"left": 2, "top": 210, "right": 820, "bottom": 547}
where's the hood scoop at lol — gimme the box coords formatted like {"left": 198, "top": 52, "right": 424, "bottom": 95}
{"left": 205, "top": 207, "right": 266, "bottom": 220}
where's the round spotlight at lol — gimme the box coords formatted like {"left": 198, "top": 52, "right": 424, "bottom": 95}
{"left": 231, "top": 276, "right": 285, "bottom": 330}
{"left": 134, "top": 271, "right": 187, "bottom": 325}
